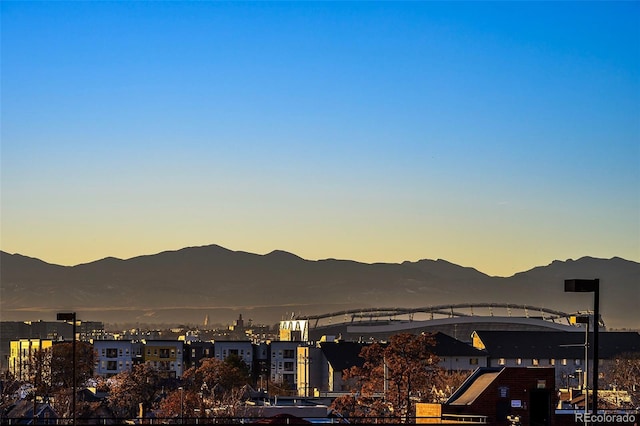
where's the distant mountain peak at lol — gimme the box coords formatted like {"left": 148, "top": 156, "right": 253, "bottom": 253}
{"left": 265, "top": 250, "right": 304, "bottom": 260}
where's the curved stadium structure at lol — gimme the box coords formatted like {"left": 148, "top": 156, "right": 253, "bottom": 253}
{"left": 296, "top": 303, "right": 590, "bottom": 343}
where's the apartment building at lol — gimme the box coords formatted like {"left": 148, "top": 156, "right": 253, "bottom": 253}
{"left": 94, "top": 340, "right": 142, "bottom": 377}
{"left": 8, "top": 339, "right": 53, "bottom": 381}
{"left": 142, "top": 340, "right": 184, "bottom": 378}
{"left": 270, "top": 341, "right": 300, "bottom": 388}
{"left": 212, "top": 340, "right": 254, "bottom": 371}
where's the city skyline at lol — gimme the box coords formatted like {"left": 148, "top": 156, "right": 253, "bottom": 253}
{"left": 2, "top": 2, "right": 639, "bottom": 277}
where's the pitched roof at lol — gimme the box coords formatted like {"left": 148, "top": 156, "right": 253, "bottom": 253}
{"left": 432, "top": 332, "right": 487, "bottom": 357}
{"left": 473, "top": 331, "right": 640, "bottom": 359}
{"left": 4, "top": 400, "right": 58, "bottom": 423}
{"left": 320, "top": 341, "right": 365, "bottom": 371}
{"left": 320, "top": 333, "right": 486, "bottom": 371}
{"left": 447, "top": 367, "right": 503, "bottom": 406}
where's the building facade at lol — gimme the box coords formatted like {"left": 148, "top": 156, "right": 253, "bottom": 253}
{"left": 8, "top": 339, "right": 53, "bottom": 381}
{"left": 142, "top": 340, "right": 184, "bottom": 378}
{"left": 94, "top": 340, "right": 142, "bottom": 377}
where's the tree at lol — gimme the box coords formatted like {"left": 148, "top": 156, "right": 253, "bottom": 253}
{"left": 44, "top": 341, "right": 97, "bottom": 420}
{"left": 266, "top": 379, "right": 293, "bottom": 397}
{"left": 430, "top": 370, "right": 470, "bottom": 403}
{"left": 605, "top": 352, "right": 640, "bottom": 408}
{"left": 158, "top": 387, "right": 203, "bottom": 421}
{"left": 50, "top": 341, "right": 96, "bottom": 390}
{"left": 107, "top": 363, "right": 162, "bottom": 419}
{"left": 182, "top": 355, "right": 251, "bottom": 399}
{"left": 332, "top": 333, "right": 442, "bottom": 423}
{"left": 169, "top": 354, "right": 252, "bottom": 421}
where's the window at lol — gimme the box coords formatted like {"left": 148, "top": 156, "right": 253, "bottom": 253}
{"left": 550, "top": 359, "right": 555, "bottom": 366}
{"left": 106, "top": 348, "right": 118, "bottom": 358}
{"left": 532, "top": 359, "right": 539, "bottom": 366}
{"left": 283, "top": 349, "right": 295, "bottom": 359}
{"left": 562, "top": 359, "right": 567, "bottom": 366}
{"left": 575, "top": 359, "right": 581, "bottom": 366}
{"left": 499, "top": 358, "right": 506, "bottom": 366}
{"left": 516, "top": 358, "right": 522, "bottom": 365}
{"left": 159, "top": 349, "right": 170, "bottom": 359}
{"left": 470, "top": 358, "right": 478, "bottom": 365}
{"left": 107, "top": 361, "right": 117, "bottom": 371}
{"left": 284, "top": 362, "right": 294, "bottom": 372}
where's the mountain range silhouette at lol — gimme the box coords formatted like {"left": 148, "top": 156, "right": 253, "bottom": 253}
{"left": 1, "top": 245, "right": 638, "bottom": 329}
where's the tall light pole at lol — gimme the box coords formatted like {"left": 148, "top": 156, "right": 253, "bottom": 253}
{"left": 570, "top": 315, "right": 590, "bottom": 424}
{"left": 565, "top": 279, "right": 600, "bottom": 415}
{"left": 57, "top": 312, "right": 77, "bottom": 426}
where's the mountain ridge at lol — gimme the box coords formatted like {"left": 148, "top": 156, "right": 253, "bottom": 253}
{"left": 1, "top": 245, "right": 638, "bottom": 329}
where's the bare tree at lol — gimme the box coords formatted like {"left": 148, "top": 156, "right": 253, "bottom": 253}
{"left": 332, "top": 333, "right": 442, "bottom": 423}
{"left": 605, "top": 352, "right": 640, "bottom": 408}
{"left": 107, "top": 363, "right": 162, "bottom": 419}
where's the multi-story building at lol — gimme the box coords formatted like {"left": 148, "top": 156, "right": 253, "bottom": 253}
{"left": 270, "top": 340, "right": 302, "bottom": 389}
{"left": 297, "top": 333, "right": 488, "bottom": 397}
{"left": 212, "top": 340, "right": 254, "bottom": 370}
{"left": 142, "top": 340, "right": 184, "bottom": 378}
{"left": 94, "top": 340, "right": 142, "bottom": 377}
{"left": 8, "top": 339, "right": 53, "bottom": 381}
{"left": 471, "top": 330, "right": 640, "bottom": 389}
{"left": 1, "top": 320, "right": 104, "bottom": 372}
{"left": 184, "top": 340, "right": 214, "bottom": 369}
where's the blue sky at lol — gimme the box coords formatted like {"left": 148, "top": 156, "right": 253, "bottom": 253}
{"left": 2, "top": 1, "right": 639, "bottom": 276}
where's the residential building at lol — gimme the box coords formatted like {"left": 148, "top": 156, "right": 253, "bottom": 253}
{"left": 270, "top": 341, "right": 300, "bottom": 389}
{"left": 94, "top": 340, "right": 142, "bottom": 377}
{"left": 142, "top": 340, "right": 184, "bottom": 378}
{"left": 1, "top": 320, "right": 104, "bottom": 372}
{"left": 8, "top": 339, "right": 53, "bottom": 381}
{"left": 184, "top": 340, "right": 214, "bottom": 369}
{"left": 213, "top": 340, "right": 254, "bottom": 370}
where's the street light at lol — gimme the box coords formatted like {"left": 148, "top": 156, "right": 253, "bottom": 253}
{"left": 565, "top": 279, "right": 600, "bottom": 415}
{"left": 56, "top": 312, "right": 76, "bottom": 426}
{"left": 569, "top": 315, "right": 590, "bottom": 423}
